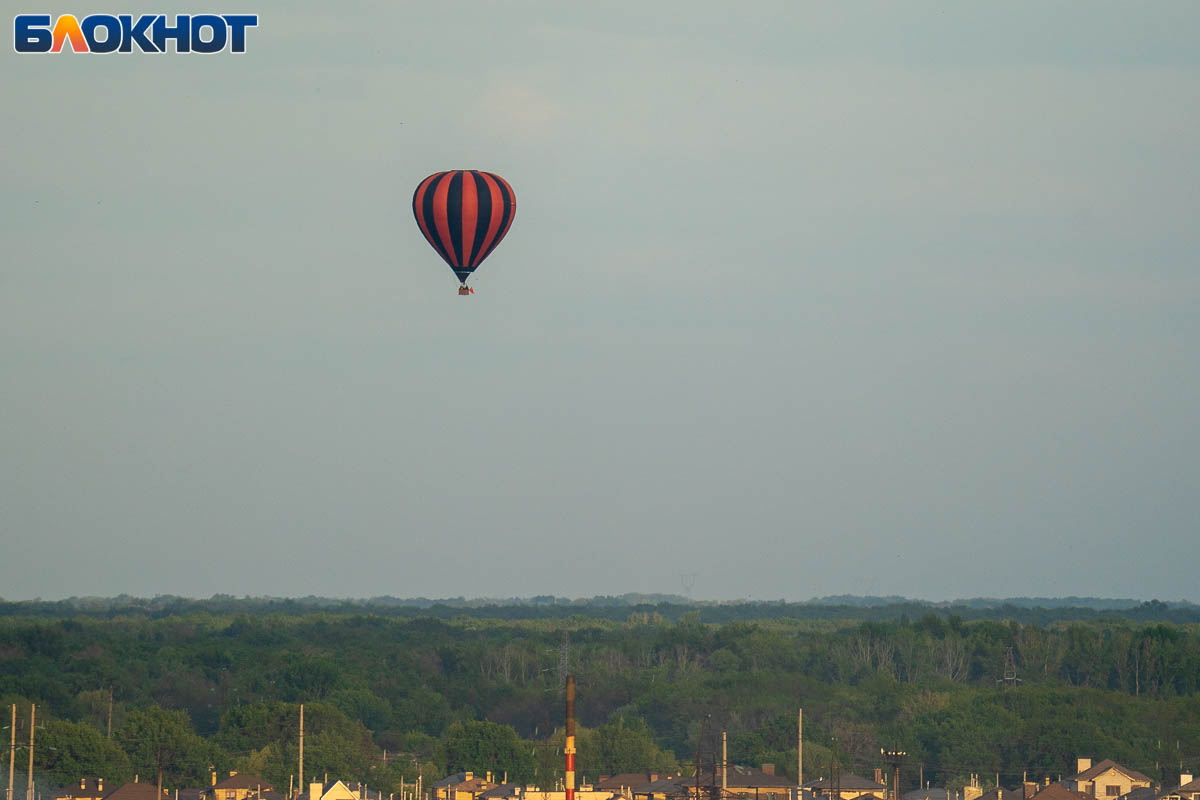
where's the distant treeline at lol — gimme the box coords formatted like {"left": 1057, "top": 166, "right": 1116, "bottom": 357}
{"left": 1, "top": 595, "right": 1198, "bottom": 625}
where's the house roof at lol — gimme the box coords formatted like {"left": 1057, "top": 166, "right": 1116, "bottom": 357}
{"left": 695, "top": 766, "right": 791, "bottom": 789}
{"left": 477, "top": 784, "right": 523, "bottom": 799}
{"left": 1073, "top": 762, "right": 1151, "bottom": 785}
{"left": 977, "top": 788, "right": 1024, "bottom": 800}
{"left": 313, "top": 780, "right": 360, "bottom": 800}
{"left": 805, "top": 775, "right": 886, "bottom": 792}
{"left": 1159, "top": 782, "right": 1200, "bottom": 800}
{"left": 346, "top": 784, "right": 388, "bottom": 800}
{"left": 433, "top": 775, "right": 494, "bottom": 792}
{"left": 103, "top": 783, "right": 168, "bottom": 800}
{"left": 634, "top": 776, "right": 690, "bottom": 795}
{"left": 903, "top": 789, "right": 953, "bottom": 800}
{"left": 599, "top": 776, "right": 661, "bottom": 791}
{"left": 1030, "top": 784, "right": 1093, "bottom": 800}
{"left": 214, "top": 776, "right": 275, "bottom": 793}
{"left": 63, "top": 779, "right": 109, "bottom": 798}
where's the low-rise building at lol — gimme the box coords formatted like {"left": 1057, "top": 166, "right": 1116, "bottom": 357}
{"left": 343, "top": 782, "right": 387, "bottom": 800}
{"left": 1066, "top": 761, "right": 1152, "bottom": 800}
{"left": 1158, "top": 775, "right": 1199, "bottom": 800}
{"left": 632, "top": 775, "right": 690, "bottom": 800}
{"left": 688, "top": 765, "right": 792, "bottom": 800}
{"left": 977, "top": 787, "right": 1025, "bottom": 800}
{"left": 1028, "top": 783, "right": 1093, "bottom": 800}
{"left": 309, "top": 780, "right": 362, "bottom": 800}
{"left": 101, "top": 782, "right": 169, "bottom": 800}
{"left": 56, "top": 778, "right": 109, "bottom": 800}
{"left": 520, "top": 790, "right": 617, "bottom": 800}
{"left": 434, "top": 773, "right": 499, "bottom": 800}
{"left": 599, "top": 777, "right": 664, "bottom": 800}
{"left": 207, "top": 773, "right": 276, "bottom": 800}
{"left": 903, "top": 787, "right": 952, "bottom": 800}
{"left": 806, "top": 774, "right": 888, "bottom": 800}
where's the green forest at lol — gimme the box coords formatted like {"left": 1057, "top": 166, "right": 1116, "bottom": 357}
{"left": 2, "top": 602, "right": 1198, "bottom": 798}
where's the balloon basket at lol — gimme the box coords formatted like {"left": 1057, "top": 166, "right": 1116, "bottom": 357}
{"left": 458, "top": 286, "right": 471, "bottom": 296}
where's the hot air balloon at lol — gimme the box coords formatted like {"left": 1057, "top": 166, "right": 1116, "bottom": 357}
{"left": 412, "top": 170, "right": 516, "bottom": 295}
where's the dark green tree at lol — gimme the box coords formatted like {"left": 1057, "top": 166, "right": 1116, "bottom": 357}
{"left": 117, "top": 706, "right": 219, "bottom": 787}
{"left": 441, "top": 721, "right": 535, "bottom": 783}
{"left": 35, "top": 718, "right": 132, "bottom": 784}
{"left": 578, "top": 716, "right": 677, "bottom": 777}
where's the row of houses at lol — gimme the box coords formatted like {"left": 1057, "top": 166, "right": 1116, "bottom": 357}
{"left": 49, "top": 758, "right": 1200, "bottom": 800}
{"left": 432, "top": 759, "right": 1200, "bottom": 800}
{"left": 432, "top": 765, "right": 795, "bottom": 800}
{"left": 55, "top": 773, "right": 397, "bottom": 800}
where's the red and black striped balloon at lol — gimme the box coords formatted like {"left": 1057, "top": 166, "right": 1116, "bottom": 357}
{"left": 412, "top": 170, "right": 516, "bottom": 284}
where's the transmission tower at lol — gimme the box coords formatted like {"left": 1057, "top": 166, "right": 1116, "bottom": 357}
{"left": 558, "top": 631, "right": 571, "bottom": 689}
{"left": 997, "top": 647, "right": 1022, "bottom": 689}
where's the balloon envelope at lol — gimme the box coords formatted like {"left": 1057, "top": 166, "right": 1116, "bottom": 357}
{"left": 412, "top": 170, "right": 516, "bottom": 283}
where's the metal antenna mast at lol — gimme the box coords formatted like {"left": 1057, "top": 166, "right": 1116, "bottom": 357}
{"left": 881, "top": 750, "right": 907, "bottom": 800}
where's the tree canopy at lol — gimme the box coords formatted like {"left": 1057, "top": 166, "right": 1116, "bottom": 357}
{"left": 1, "top": 607, "right": 1198, "bottom": 795}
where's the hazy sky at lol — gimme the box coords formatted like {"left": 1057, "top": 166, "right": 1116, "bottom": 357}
{"left": 3, "top": 2, "right": 1198, "bottom": 603}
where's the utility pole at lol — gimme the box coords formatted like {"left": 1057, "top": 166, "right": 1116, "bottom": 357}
{"left": 797, "top": 709, "right": 803, "bottom": 796}
{"left": 107, "top": 687, "right": 114, "bottom": 739}
{"left": 26, "top": 706, "right": 34, "bottom": 800}
{"left": 881, "top": 750, "right": 906, "bottom": 800}
{"left": 722, "top": 732, "right": 727, "bottom": 800}
{"left": 8, "top": 704, "right": 15, "bottom": 800}
{"left": 298, "top": 704, "right": 304, "bottom": 799}
{"left": 831, "top": 741, "right": 841, "bottom": 800}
